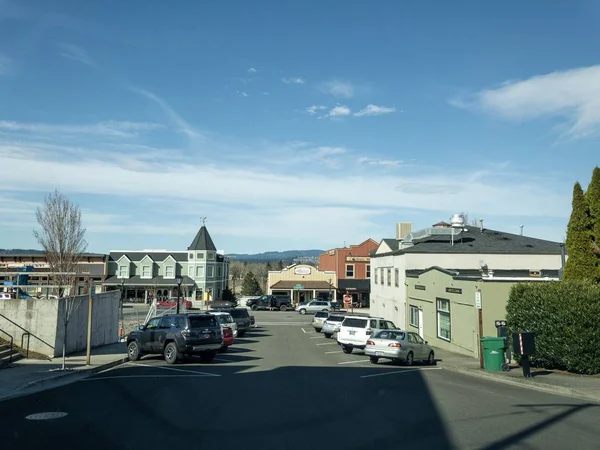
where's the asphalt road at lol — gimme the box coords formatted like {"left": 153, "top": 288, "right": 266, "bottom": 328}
{"left": 2, "top": 311, "right": 600, "bottom": 449}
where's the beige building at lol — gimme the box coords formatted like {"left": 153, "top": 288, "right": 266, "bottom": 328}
{"left": 405, "top": 266, "right": 559, "bottom": 359}
{"left": 268, "top": 264, "right": 337, "bottom": 304}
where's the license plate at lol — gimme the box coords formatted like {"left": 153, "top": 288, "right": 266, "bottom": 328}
{"left": 349, "top": 330, "right": 356, "bottom": 335}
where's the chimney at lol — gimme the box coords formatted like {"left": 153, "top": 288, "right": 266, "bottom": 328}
{"left": 396, "top": 222, "right": 412, "bottom": 240}
{"left": 520, "top": 225, "right": 524, "bottom": 236}
{"left": 478, "top": 219, "right": 483, "bottom": 233}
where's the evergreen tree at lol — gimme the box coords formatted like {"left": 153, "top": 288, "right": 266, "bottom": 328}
{"left": 276, "top": 260, "right": 284, "bottom": 270}
{"left": 241, "top": 272, "right": 262, "bottom": 295}
{"left": 563, "top": 182, "right": 597, "bottom": 281}
{"left": 587, "top": 167, "right": 600, "bottom": 258}
{"left": 266, "top": 261, "right": 272, "bottom": 271}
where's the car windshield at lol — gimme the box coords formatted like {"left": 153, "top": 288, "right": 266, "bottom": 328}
{"left": 327, "top": 315, "right": 345, "bottom": 322}
{"left": 216, "top": 315, "right": 233, "bottom": 324}
{"left": 374, "top": 330, "right": 406, "bottom": 340}
{"left": 342, "top": 318, "right": 367, "bottom": 328}
{"left": 230, "top": 309, "right": 248, "bottom": 318}
{"left": 188, "top": 316, "right": 218, "bottom": 328}
{"left": 315, "top": 312, "right": 328, "bottom": 318}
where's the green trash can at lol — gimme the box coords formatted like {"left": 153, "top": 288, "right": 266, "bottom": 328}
{"left": 481, "top": 336, "right": 507, "bottom": 372}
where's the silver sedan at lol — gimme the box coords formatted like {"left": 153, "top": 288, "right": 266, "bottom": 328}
{"left": 364, "top": 330, "right": 435, "bottom": 366}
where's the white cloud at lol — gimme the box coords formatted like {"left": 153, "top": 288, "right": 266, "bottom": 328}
{"left": 325, "top": 105, "right": 351, "bottom": 118}
{"left": 239, "top": 91, "right": 248, "bottom": 97}
{"left": 58, "top": 43, "right": 96, "bottom": 67}
{"left": 455, "top": 65, "right": 600, "bottom": 139}
{"left": 0, "top": 54, "right": 15, "bottom": 75}
{"left": 354, "top": 104, "right": 397, "bottom": 117}
{"left": 282, "top": 77, "right": 305, "bottom": 84}
{"left": 247, "top": 67, "right": 257, "bottom": 73}
{"left": 319, "top": 80, "right": 355, "bottom": 98}
{"left": 306, "top": 105, "right": 327, "bottom": 115}
{"left": 0, "top": 120, "right": 163, "bottom": 138}
{"left": 357, "top": 157, "right": 402, "bottom": 167}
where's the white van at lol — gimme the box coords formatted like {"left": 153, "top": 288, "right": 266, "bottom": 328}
{"left": 337, "top": 315, "right": 398, "bottom": 354}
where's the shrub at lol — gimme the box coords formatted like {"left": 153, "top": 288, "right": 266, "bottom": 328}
{"left": 506, "top": 281, "right": 600, "bottom": 375}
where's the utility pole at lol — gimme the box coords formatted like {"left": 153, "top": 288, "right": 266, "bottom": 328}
{"left": 86, "top": 280, "right": 94, "bottom": 365}
{"left": 476, "top": 288, "right": 484, "bottom": 369}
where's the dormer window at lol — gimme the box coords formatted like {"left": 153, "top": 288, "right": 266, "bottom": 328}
{"left": 207, "top": 252, "right": 215, "bottom": 260}
{"left": 118, "top": 265, "right": 128, "bottom": 278}
{"left": 197, "top": 253, "right": 204, "bottom": 259}
{"left": 189, "top": 253, "right": 194, "bottom": 260}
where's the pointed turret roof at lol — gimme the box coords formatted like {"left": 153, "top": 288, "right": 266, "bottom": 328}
{"left": 188, "top": 226, "right": 217, "bottom": 251}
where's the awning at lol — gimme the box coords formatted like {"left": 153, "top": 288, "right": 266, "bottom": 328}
{"left": 270, "top": 280, "right": 333, "bottom": 290}
{"left": 103, "top": 275, "right": 196, "bottom": 287}
{"left": 338, "top": 279, "right": 370, "bottom": 292}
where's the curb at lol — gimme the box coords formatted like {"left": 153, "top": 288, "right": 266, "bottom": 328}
{"left": 439, "top": 362, "right": 600, "bottom": 403}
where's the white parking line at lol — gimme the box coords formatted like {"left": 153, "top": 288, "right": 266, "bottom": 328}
{"left": 126, "top": 362, "right": 221, "bottom": 377}
{"left": 338, "top": 359, "right": 370, "bottom": 365}
{"left": 325, "top": 350, "right": 342, "bottom": 354}
{"left": 301, "top": 328, "right": 308, "bottom": 334}
{"left": 317, "top": 342, "right": 338, "bottom": 346}
{"left": 360, "top": 367, "right": 442, "bottom": 378}
{"left": 310, "top": 336, "right": 322, "bottom": 339}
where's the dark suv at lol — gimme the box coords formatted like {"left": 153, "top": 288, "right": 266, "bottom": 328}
{"left": 210, "top": 307, "right": 251, "bottom": 337}
{"left": 246, "top": 295, "right": 292, "bottom": 311}
{"left": 126, "top": 313, "right": 223, "bottom": 364}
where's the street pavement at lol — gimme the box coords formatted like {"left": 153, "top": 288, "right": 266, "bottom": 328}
{"left": 1, "top": 311, "right": 600, "bottom": 449}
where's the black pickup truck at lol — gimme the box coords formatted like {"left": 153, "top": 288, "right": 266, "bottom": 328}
{"left": 246, "top": 295, "right": 292, "bottom": 311}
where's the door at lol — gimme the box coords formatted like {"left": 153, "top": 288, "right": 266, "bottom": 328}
{"left": 143, "top": 317, "right": 161, "bottom": 352}
{"left": 409, "top": 332, "right": 426, "bottom": 359}
{"left": 418, "top": 309, "right": 424, "bottom": 338}
{"left": 152, "top": 317, "right": 171, "bottom": 351}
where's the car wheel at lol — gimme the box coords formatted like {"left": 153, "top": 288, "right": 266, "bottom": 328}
{"left": 251, "top": 305, "right": 258, "bottom": 311}
{"left": 324, "top": 333, "right": 332, "bottom": 339}
{"left": 238, "top": 331, "right": 246, "bottom": 337}
{"left": 219, "top": 345, "right": 228, "bottom": 353}
{"left": 200, "top": 350, "right": 216, "bottom": 363}
{"left": 342, "top": 345, "right": 353, "bottom": 354}
{"left": 427, "top": 351, "right": 435, "bottom": 365}
{"left": 405, "top": 351, "right": 414, "bottom": 366}
{"left": 164, "top": 342, "right": 178, "bottom": 365}
{"left": 280, "top": 305, "right": 287, "bottom": 311}
{"left": 314, "top": 328, "right": 321, "bottom": 333}
{"left": 299, "top": 308, "right": 306, "bottom": 315}
{"left": 322, "top": 309, "right": 328, "bottom": 312}
{"left": 127, "top": 341, "right": 141, "bottom": 361}
{"left": 370, "top": 356, "right": 379, "bottom": 364}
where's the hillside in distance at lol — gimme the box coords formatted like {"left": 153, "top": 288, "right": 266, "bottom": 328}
{"left": 227, "top": 249, "right": 324, "bottom": 262}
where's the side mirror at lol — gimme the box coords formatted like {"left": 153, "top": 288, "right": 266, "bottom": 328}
{"left": 138, "top": 325, "right": 145, "bottom": 331}
{"left": 425, "top": 341, "right": 428, "bottom": 345}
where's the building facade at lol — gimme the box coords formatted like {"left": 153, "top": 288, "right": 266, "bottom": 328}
{"left": 268, "top": 264, "right": 337, "bottom": 304}
{"left": 103, "top": 226, "right": 229, "bottom": 306}
{"left": 405, "top": 266, "right": 559, "bottom": 359}
{"left": 370, "top": 220, "right": 565, "bottom": 329}
{"left": 318, "top": 238, "right": 378, "bottom": 306}
{"left": 0, "top": 252, "right": 107, "bottom": 298}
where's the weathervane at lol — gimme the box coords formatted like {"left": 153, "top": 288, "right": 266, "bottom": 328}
{"left": 201, "top": 217, "right": 207, "bottom": 226}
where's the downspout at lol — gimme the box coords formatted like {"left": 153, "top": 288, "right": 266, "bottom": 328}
{"left": 559, "top": 243, "right": 566, "bottom": 281}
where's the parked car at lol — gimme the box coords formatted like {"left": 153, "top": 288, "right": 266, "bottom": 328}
{"left": 210, "top": 307, "right": 251, "bottom": 337}
{"left": 210, "top": 311, "right": 238, "bottom": 337}
{"left": 312, "top": 311, "right": 329, "bottom": 332}
{"left": 126, "top": 313, "right": 223, "bottom": 364}
{"left": 157, "top": 297, "right": 193, "bottom": 309}
{"left": 296, "top": 300, "right": 332, "bottom": 315}
{"left": 336, "top": 315, "right": 398, "bottom": 354}
{"left": 365, "top": 329, "right": 435, "bottom": 366}
{"left": 246, "top": 295, "right": 292, "bottom": 311}
{"left": 321, "top": 312, "right": 347, "bottom": 338}
{"left": 221, "top": 327, "right": 234, "bottom": 353}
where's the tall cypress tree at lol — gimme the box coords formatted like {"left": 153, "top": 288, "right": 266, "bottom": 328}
{"left": 586, "top": 167, "right": 600, "bottom": 281}
{"left": 563, "top": 182, "right": 596, "bottom": 281}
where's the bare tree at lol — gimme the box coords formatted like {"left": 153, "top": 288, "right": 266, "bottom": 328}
{"left": 33, "top": 190, "right": 87, "bottom": 370}
{"left": 230, "top": 262, "right": 242, "bottom": 295}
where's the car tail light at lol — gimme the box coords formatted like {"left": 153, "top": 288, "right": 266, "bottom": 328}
{"left": 366, "top": 340, "right": 375, "bottom": 345}
{"left": 366, "top": 329, "right": 372, "bottom": 335}
{"left": 223, "top": 327, "right": 233, "bottom": 338}
{"left": 388, "top": 342, "right": 402, "bottom": 348}
{"left": 181, "top": 330, "right": 191, "bottom": 338}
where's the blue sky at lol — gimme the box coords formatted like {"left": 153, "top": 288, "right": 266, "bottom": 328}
{"left": 0, "top": 0, "right": 598, "bottom": 254}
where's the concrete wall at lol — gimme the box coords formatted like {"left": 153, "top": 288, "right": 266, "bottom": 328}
{"left": 0, "top": 291, "right": 120, "bottom": 358}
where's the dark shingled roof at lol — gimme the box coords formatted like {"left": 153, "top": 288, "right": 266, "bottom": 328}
{"left": 372, "top": 225, "right": 563, "bottom": 257}
{"left": 188, "top": 226, "right": 217, "bottom": 252}
{"left": 406, "top": 266, "right": 560, "bottom": 280}
{"left": 109, "top": 251, "right": 187, "bottom": 262}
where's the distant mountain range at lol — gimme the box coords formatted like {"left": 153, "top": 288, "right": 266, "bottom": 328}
{"left": 227, "top": 249, "right": 324, "bottom": 262}
{"left": 0, "top": 249, "right": 44, "bottom": 255}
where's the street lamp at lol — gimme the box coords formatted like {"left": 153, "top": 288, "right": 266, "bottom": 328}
{"left": 176, "top": 275, "right": 183, "bottom": 314}
{"left": 328, "top": 278, "right": 332, "bottom": 301}
{"left": 120, "top": 279, "right": 125, "bottom": 320}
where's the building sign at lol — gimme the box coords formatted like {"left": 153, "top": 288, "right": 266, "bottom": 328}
{"left": 415, "top": 285, "right": 426, "bottom": 291}
{"left": 446, "top": 287, "right": 462, "bottom": 294}
{"left": 294, "top": 284, "right": 304, "bottom": 290}
{"left": 294, "top": 266, "right": 311, "bottom": 275}
{"left": 328, "top": 250, "right": 335, "bottom": 255}
{"left": 345, "top": 256, "right": 370, "bottom": 262}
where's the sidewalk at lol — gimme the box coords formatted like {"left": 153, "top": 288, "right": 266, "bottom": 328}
{"left": 0, "top": 342, "right": 128, "bottom": 402}
{"left": 434, "top": 347, "right": 600, "bottom": 403}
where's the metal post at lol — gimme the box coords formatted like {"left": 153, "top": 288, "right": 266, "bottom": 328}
{"left": 176, "top": 276, "right": 183, "bottom": 314}
{"left": 86, "top": 282, "right": 94, "bottom": 365}
{"left": 478, "top": 308, "right": 484, "bottom": 369}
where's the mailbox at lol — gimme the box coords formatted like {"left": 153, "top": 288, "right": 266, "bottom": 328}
{"left": 512, "top": 332, "right": 535, "bottom": 356}
{"left": 495, "top": 320, "right": 508, "bottom": 338}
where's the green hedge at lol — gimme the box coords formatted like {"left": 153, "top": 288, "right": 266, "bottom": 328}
{"left": 506, "top": 281, "right": 600, "bottom": 375}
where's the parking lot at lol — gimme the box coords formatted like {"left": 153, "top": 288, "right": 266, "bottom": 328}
{"left": 3, "top": 310, "right": 600, "bottom": 449}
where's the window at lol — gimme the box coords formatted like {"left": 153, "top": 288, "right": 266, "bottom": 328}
{"left": 342, "top": 318, "right": 367, "bottom": 328}
{"left": 217, "top": 266, "right": 222, "bottom": 277}
{"left": 436, "top": 298, "right": 451, "bottom": 341}
{"left": 379, "top": 268, "right": 384, "bottom": 284}
{"left": 207, "top": 266, "right": 214, "bottom": 278}
{"left": 385, "top": 321, "right": 397, "bottom": 329}
{"left": 188, "top": 266, "right": 193, "bottom": 277}
{"left": 217, "top": 288, "right": 221, "bottom": 299}
{"left": 346, "top": 264, "right": 354, "bottom": 278}
{"left": 189, "top": 253, "right": 194, "bottom": 260}
{"left": 188, "top": 316, "right": 218, "bottom": 328}
{"left": 394, "top": 268, "right": 399, "bottom": 287}
{"left": 165, "top": 265, "right": 174, "bottom": 278}
{"left": 374, "top": 268, "right": 378, "bottom": 284}
{"left": 387, "top": 268, "right": 391, "bottom": 286}
{"left": 142, "top": 265, "right": 151, "bottom": 278}
{"left": 207, "top": 252, "right": 215, "bottom": 260}
{"left": 118, "top": 265, "right": 128, "bottom": 278}
{"left": 196, "top": 266, "right": 204, "bottom": 277}
{"left": 409, "top": 305, "right": 419, "bottom": 328}
{"left": 197, "top": 253, "right": 204, "bottom": 259}
{"left": 366, "top": 264, "right": 371, "bottom": 278}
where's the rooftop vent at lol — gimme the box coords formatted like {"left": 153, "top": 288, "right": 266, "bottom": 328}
{"left": 397, "top": 222, "right": 412, "bottom": 240}
{"left": 450, "top": 213, "right": 465, "bottom": 228}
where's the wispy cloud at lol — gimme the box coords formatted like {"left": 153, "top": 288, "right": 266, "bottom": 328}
{"left": 319, "top": 80, "right": 355, "bottom": 98}
{"left": 306, "top": 105, "right": 327, "bottom": 115}
{"left": 0, "top": 54, "right": 15, "bottom": 75}
{"left": 247, "top": 67, "right": 257, "bottom": 73}
{"left": 325, "top": 105, "right": 352, "bottom": 118}
{"left": 354, "top": 104, "right": 397, "bottom": 117}
{"left": 452, "top": 65, "right": 600, "bottom": 139}
{"left": 236, "top": 90, "right": 249, "bottom": 97}
{"left": 0, "top": 120, "right": 163, "bottom": 138}
{"left": 282, "top": 77, "right": 305, "bottom": 84}
{"left": 358, "top": 157, "right": 402, "bottom": 166}
{"left": 58, "top": 43, "right": 96, "bottom": 67}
